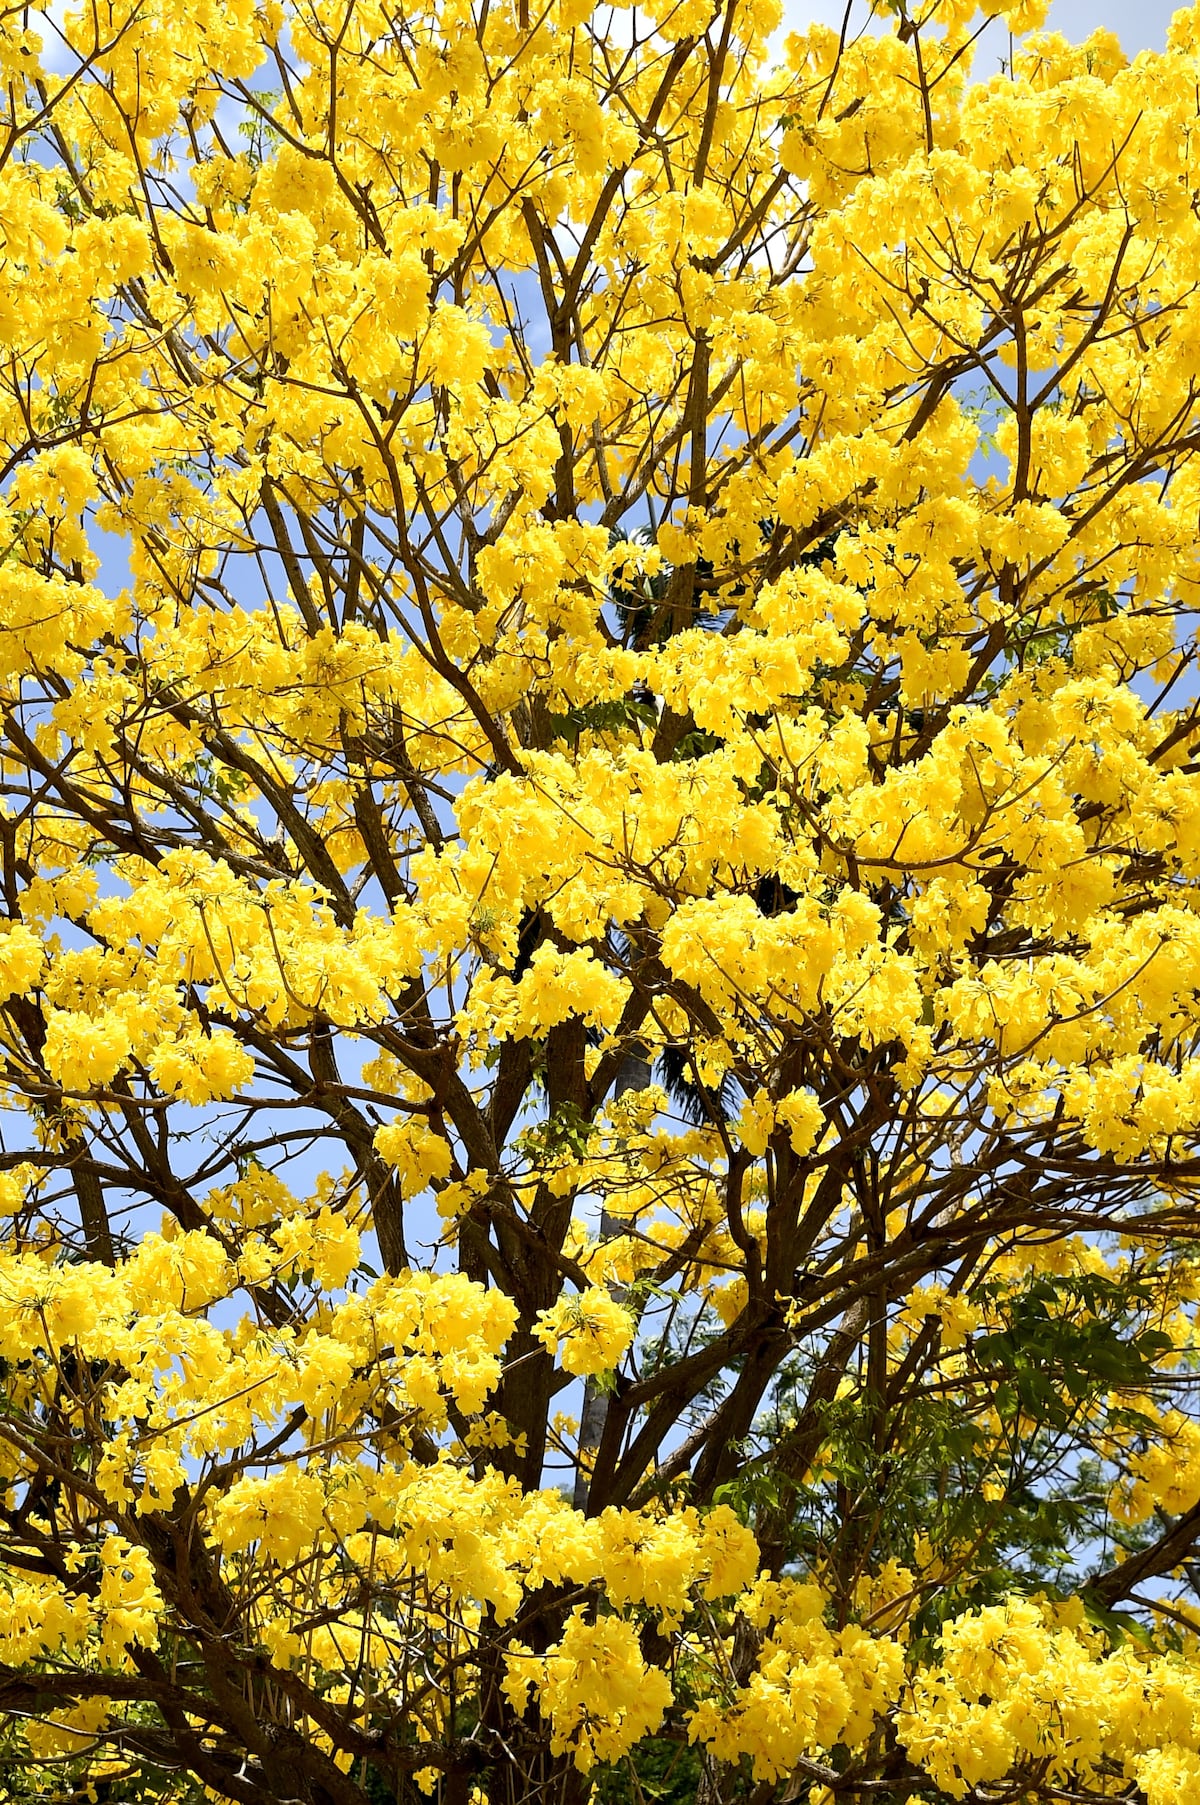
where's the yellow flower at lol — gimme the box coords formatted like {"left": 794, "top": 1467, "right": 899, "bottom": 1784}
{"left": 534, "top": 1288, "right": 635, "bottom": 1377}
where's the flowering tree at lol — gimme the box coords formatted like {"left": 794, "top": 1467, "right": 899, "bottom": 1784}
{"left": 6, "top": 0, "right": 1200, "bottom": 1800}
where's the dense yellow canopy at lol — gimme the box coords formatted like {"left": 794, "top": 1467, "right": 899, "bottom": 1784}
{"left": 4, "top": 0, "right": 1200, "bottom": 1800}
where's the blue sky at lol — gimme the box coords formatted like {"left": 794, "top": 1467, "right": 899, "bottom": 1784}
{"left": 1037, "top": 0, "right": 1178, "bottom": 50}
{"left": 781, "top": 0, "right": 1184, "bottom": 58}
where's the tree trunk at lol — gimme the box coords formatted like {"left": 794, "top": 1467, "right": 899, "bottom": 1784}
{"left": 573, "top": 1052, "right": 650, "bottom": 1512}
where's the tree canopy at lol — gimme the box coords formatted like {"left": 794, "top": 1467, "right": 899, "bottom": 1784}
{"left": 4, "top": 0, "right": 1200, "bottom": 1800}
